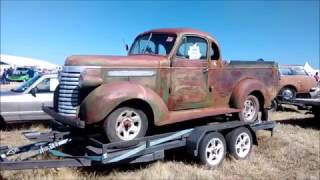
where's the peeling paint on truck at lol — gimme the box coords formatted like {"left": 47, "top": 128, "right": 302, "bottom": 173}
{"left": 52, "top": 28, "right": 279, "bottom": 127}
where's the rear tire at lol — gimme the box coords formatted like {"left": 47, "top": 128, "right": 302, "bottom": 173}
{"left": 226, "top": 127, "right": 253, "bottom": 160}
{"left": 239, "top": 95, "right": 260, "bottom": 122}
{"left": 104, "top": 107, "right": 148, "bottom": 142}
{"left": 198, "top": 132, "right": 226, "bottom": 168}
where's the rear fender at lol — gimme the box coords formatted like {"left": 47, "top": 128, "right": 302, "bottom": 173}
{"left": 80, "top": 82, "right": 169, "bottom": 124}
{"left": 230, "top": 78, "right": 269, "bottom": 109}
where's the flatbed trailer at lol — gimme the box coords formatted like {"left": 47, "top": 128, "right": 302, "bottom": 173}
{"left": 291, "top": 98, "right": 320, "bottom": 118}
{"left": 0, "top": 120, "right": 275, "bottom": 170}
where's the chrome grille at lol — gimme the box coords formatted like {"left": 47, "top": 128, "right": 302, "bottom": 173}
{"left": 57, "top": 66, "right": 83, "bottom": 117}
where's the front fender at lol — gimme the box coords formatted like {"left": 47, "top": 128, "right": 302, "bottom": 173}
{"left": 230, "top": 78, "right": 269, "bottom": 109}
{"left": 80, "top": 81, "right": 169, "bottom": 124}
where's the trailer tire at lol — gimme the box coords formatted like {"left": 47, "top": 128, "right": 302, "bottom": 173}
{"left": 104, "top": 107, "right": 148, "bottom": 142}
{"left": 198, "top": 132, "right": 226, "bottom": 168}
{"left": 0, "top": 116, "right": 7, "bottom": 130}
{"left": 269, "top": 99, "right": 279, "bottom": 112}
{"left": 239, "top": 95, "right": 260, "bottom": 122}
{"left": 226, "top": 127, "right": 253, "bottom": 160}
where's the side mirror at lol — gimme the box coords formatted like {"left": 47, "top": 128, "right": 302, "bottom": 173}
{"left": 30, "top": 88, "right": 37, "bottom": 97}
{"left": 125, "top": 44, "right": 129, "bottom": 52}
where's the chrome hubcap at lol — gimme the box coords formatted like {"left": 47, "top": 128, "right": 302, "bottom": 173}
{"left": 282, "top": 89, "right": 294, "bottom": 100}
{"left": 235, "top": 132, "right": 251, "bottom": 158}
{"left": 242, "top": 99, "right": 256, "bottom": 121}
{"left": 205, "top": 138, "right": 224, "bottom": 166}
{"left": 115, "top": 110, "right": 142, "bottom": 141}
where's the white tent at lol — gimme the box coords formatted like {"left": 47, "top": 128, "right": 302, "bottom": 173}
{"left": 304, "top": 62, "right": 319, "bottom": 76}
{"left": 0, "top": 54, "right": 59, "bottom": 70}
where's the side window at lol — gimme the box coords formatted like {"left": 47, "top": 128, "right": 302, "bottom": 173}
{"left": 36, "top": 78, "right": 51, "bottom": 93}
{"left": 210, "top": 42, "right": 220, "bottom": 60}
{"left": 36, "top": 78, "right": 58, "bottom": 93}
{"left": 279, "top": 68, "right": 292, "bottom": 75}
{"left": 176, "top": 36, "right": 208, "bottom": 60}
{"left": 50, "top": 78, "right": 59, "bottom": 92}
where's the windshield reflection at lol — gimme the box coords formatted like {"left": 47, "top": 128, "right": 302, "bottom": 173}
{"left": 129, "top": 33, "right": 177, "bottom": 56}
{"left": 12, "top": 74, "right": 41, "bottom": 92}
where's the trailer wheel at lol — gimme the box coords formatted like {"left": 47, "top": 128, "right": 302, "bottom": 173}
{"left": 239, "top": 95, "right": 260, "bottom": 122}
{"left": 104, "top": 107, "right": 148, "bottom": 142}
{"left": 226, "top": 127, "right": 253, "bottom": 160}
{"left": 198, "top": 132, "right": 226, "bottom": 168}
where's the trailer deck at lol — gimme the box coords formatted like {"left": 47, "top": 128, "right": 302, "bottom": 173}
{"left": 0, "top": 121, "right": 275, "bottom": 170}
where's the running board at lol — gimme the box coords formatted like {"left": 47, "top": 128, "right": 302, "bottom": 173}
{"left": 157, "top": 107, "right": 240, "bottom": 126}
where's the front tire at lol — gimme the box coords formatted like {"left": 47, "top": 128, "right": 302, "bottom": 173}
{"left": 280, "top": 87, "right": 296, "bottom": 101}
{"left": 239, "top": 95, "right": 260, "bottom": 122}
{"left": 104, "top": 107, "right": 148, "bottom": 142}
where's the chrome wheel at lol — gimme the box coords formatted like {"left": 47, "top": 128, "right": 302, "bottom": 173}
{"left": 242, "top": 99, "right": 257, "bottom": 121}
{"left": 282, "top": 89, "right": 294, "bottom": 100}
{"left": 115, "top": 110, "right": 142, "bottom": 141}
{"left": 235, "top": 132, "right": 251, "bottom": 158}
{"left": 205, "top": 138, "right": 225, "bottom": 166}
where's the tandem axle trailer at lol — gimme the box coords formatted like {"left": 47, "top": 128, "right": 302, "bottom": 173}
{"left": 0, "top": 121, "right": 275, "bottom": 170}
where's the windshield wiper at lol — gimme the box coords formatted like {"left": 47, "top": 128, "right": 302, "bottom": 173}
{"left": 142, "top": 33, "right": 153, "bottom": 54}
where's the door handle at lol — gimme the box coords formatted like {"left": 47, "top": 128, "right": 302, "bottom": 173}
{"left": 203, "top": 68, "right": 209, "bottom": 73}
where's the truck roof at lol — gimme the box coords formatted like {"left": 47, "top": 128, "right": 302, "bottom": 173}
{"left": 140, "top": 28, "right": 219, "bottom": 45}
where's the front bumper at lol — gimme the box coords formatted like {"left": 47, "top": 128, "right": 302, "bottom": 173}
{"left": 42, "top": 106, "right": 85, "bottom": 129}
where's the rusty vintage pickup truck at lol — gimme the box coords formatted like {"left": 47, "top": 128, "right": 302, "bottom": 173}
{"left": 44, "top": 28, "right": 279, "bottom": 142}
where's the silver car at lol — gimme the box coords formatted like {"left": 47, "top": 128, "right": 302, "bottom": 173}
{"left": 0, "top": 73, "right": 58, "bottom": 124}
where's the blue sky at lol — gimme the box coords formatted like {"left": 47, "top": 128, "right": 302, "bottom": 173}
{"left": 1, "top": 1, "right": 319, "bottom": 68}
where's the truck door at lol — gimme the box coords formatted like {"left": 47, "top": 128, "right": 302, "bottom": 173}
{"left": 168, "top": 35, "right": 211, "bottom": 111}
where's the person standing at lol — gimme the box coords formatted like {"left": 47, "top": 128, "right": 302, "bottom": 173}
{"left": 314, "top": 72, "right": 319, "bottom": 82}
{"left": 1, "top": 69, "right": 8, "bottom": 84}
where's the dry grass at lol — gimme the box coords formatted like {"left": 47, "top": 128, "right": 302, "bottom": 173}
{"left": 0, "top": 107, "right": 319, "bottom": 180}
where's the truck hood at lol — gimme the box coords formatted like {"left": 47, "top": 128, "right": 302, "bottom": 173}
{"left": 65, "top": 55, "right": 166, "bottom": 67}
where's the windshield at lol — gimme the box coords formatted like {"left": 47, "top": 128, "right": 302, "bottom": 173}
{"left": 12, "top": 74, "right": 41, "bottom": 92}
{"left": 291, "top": 67, "right": 307, "bottom": 75}
{"left": 129, "top": 33, "right": 177, "bottom": 56}
{"left": 279, "top": 66, "right": 307, "bottom": 76}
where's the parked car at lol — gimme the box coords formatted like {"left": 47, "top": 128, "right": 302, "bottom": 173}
{"left": 278, "top": 65, "right": 317, "bottom": 100}
{"left": 8, "top": 67, "right": 33, "bottom": 82}
{"left": 310, "top": 86, "right": 320, "bottom": 98}
{"left": 270, "top": 65, "right": 317, "bottom": 110}
{"left": 43, "top": 28, "right": 279, "bottom": 142}
{"left": 0, "top": 73, "right": 58, "bottom": 126}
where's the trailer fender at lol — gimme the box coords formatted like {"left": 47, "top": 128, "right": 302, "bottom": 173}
{"left": 80, "top": 81, "right": 169, "bottom": 125}
{"left": 230, "top": 78, "right": 270, "bottom": 109}
{"left": 186, "top": 128, "right": 208, "bottom": 157}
